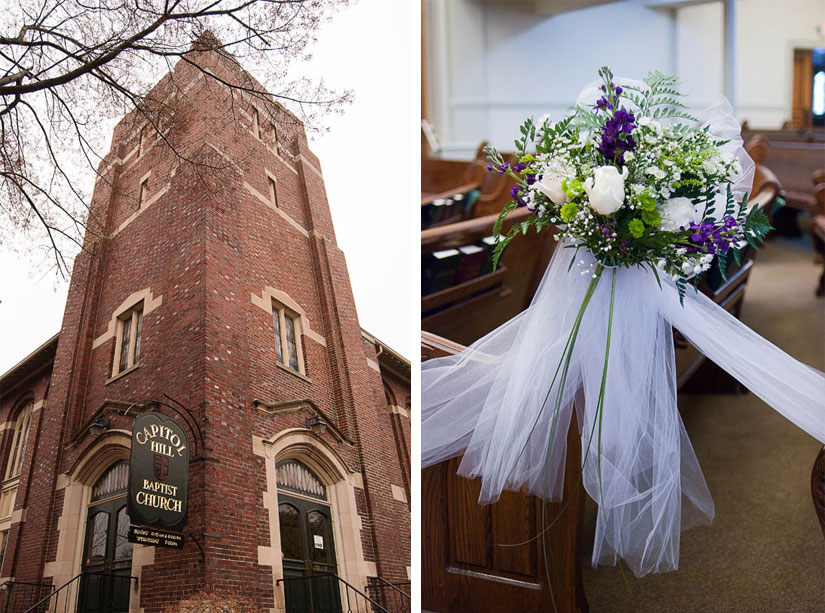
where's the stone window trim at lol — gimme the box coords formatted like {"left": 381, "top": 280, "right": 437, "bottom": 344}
{"left": 111, "top": 303, "right": 143, "bottom": 378}
{"left": 92, "top": 288, "right": 163, "bottom": 366}
{"left": 241, "top": 180, "right": 308, "bottom": 237}
{"left": 251, "top": 287, "right": 326, "bottom": 349}
{"left": 272, "top": 302, "right": 306, "bottom": 377}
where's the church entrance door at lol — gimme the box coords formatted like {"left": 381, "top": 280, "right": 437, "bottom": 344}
{"left": 279, "top": 493, "right": 341, "bottom": 613}
{"left": 77, "top": 461, "right": 133, "bottom": 613}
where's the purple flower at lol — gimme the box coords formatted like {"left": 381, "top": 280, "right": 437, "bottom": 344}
{"left": 513, "top": 161, "right": 527, "bottom": 173}
{"left": 597, "top": 109, "right": 637, "bottom": 162}
{"left": 686, "top": 218, "right": 741, "bottom": 255}
{"left": 510, "top": 184, "right": 526, "bottom": 207}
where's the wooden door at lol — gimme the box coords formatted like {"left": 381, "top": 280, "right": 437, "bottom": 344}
{"left": 792, "top": 49, "right": 813, "bottom": 128}
{"left": 421, "top": 333, "right": 588, "bottom": 612}
{"left": 78, "top": 462, "right": 133, "bottom": 613}
{"left": 279, "top": 494, "right": 341, "bottom": 613}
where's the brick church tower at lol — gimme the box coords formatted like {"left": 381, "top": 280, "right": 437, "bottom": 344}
{"left": 0, "top": 35, "right": 410, "bottom": 611}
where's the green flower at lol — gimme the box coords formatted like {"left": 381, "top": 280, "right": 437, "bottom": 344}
{"left": 560, "top": 202, "right": 578, "bottom": 223}
{"left": 640, "top": 208, "right": 661, "bottom": 227}
{"left": 519, "top": 154, "right": 535, "bottom": 163}
{"left": 637, "top": 192, "right": 656, "bottom": 211}
{"left": 628, "top": 218, "right": 645, "bottom": 238}
{"left": 562, "top": 178, "right": 584, "bottom": 199}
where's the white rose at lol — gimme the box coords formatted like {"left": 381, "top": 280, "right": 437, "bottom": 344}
{"left": 583, "top": 166, "right": 628, "bottom": 215}
{"left": 659, "top": 197, "right": 697, "bottom": 231}
{"left": 535, "top": 170, "right": 569, "bottom": 205}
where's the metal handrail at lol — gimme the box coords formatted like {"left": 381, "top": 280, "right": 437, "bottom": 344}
{"left": 372, "top": 577, "right": 410, "bottom": 599}
{"left": 25, "top": 571, "right": 138, "bottom": 613}
{"left": 277, "top": 572, "right": 390, "bottom": 613}
{"left": 0, "top": 580, "right": 52, "bottom": 613}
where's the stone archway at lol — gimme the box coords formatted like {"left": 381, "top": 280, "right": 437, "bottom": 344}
{"left": 253, "top": 430, "right": 372, "bottom": 613}
{"left": 44, "top": 430, "right": 152, "bottom": 613}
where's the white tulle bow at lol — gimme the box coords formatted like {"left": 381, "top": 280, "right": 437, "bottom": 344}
{"left": 421, "top": 90, "right": 825, "bottom": 578}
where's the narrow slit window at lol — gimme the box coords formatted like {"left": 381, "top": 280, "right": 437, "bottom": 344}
{"left": 252, "top": 108, "right": 260, "bottom": 138}
{"left": 134, "top": 309, "right": 143, "bottom": 364}
{"left": 273, "top": 309, "right": 283, "bottom": 363}
{"left": 119, "top": 316, "right": 131, "bottom": 372}
{"left": 268, "top": 177, "right": 278, "bottom": 208}
{"left": 139, "top": 179, "right": 148, "bottom": 208}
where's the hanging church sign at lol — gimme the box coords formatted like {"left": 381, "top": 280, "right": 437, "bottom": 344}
{"left": 127, "top": 412, "right": 189, "bottom": 534}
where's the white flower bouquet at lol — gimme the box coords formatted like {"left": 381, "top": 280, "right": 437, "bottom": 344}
{"left": 486, "top": 66, "right": 770, "bottom": 301}
{"left": 422, "top": 66, "right": 825, "bottom": 582}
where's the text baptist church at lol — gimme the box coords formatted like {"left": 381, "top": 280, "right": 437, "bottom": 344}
{"left": 0, "top": 35, "right": 410, "bottom": 612}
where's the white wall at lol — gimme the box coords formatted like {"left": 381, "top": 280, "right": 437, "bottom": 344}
{"left": 734, "top": 0, "right": 825, "bottom": 127}
{"left": 426, "top": 0, "right": 676, "bottom": 158}
{"left": 426, "top": 0, "right": 825, "bottom": 159}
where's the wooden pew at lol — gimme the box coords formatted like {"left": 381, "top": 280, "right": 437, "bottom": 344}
{"left": 813, "top": 447, "right": 825, "bottom": 540}
{"left": 810, "top": 183, "right": 825, "bottom": 296}
{"left": 422, "top": 159, "right": 486, "bottom": 200}
{"left": 742, "top": 127, "right": 825, "bottom": 144}
{"left": 422, "top": 208, "right": 557, "bottom": 346}
{"left": 422, "top": 151, "right": 517, "bottom": 222}
{"left": 745, "top": 135, "right": 825, "bottom": 211}
{"left": 421, "top": 332, "right": 588, "bottom": 613}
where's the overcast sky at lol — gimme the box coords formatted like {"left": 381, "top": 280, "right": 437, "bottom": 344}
{"left": 0, "top": 0, "right": 416, "bottom": 374}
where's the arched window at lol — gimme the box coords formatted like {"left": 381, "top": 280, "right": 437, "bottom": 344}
{"left": 276, "top": 460, "right": 326, "bottom": 501}
{"left": 5, "top": 402, "right": 32, "bottom": 480}
{"left": 91, "top": 460, "right": 129, "bottom": 502}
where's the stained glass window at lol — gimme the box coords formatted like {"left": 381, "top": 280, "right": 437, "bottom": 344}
{"left": 91, "top": 461, "right": 129, "bottom": 502}
{"left": 277, "top": 460, "right": 326, "bottom": 500}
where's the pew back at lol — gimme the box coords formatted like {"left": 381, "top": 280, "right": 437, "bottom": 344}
{"left": 422, "top": 209, "right": 557, "bottom": 346}
{"left": 421, "top": 332, "right": 587, "bottom": 613}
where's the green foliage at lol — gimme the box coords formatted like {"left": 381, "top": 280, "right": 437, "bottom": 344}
{"left": 621, "top": 70, "right": 699, "bottom": 122}
{"left": 742, "top": 205, "right": 772, "bottom": 248}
